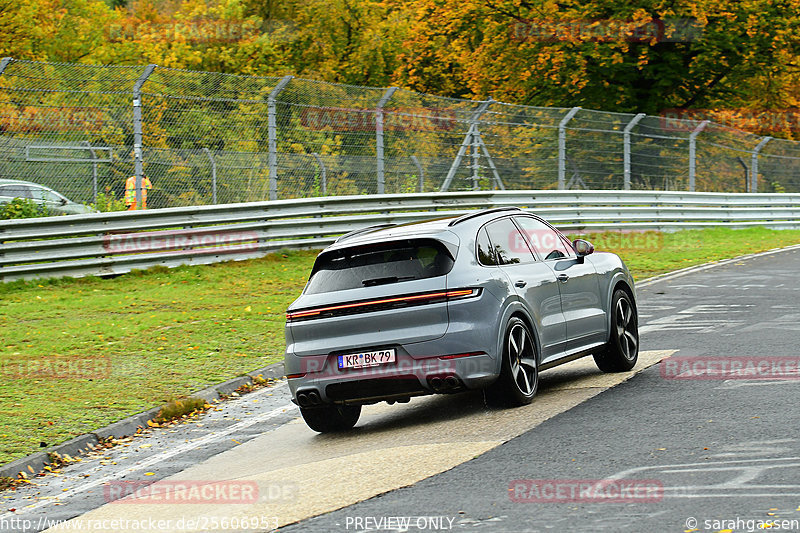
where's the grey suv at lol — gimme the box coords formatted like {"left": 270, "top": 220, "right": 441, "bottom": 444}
{"left": 284, "top": 207, "right": 639, "bottom": 432}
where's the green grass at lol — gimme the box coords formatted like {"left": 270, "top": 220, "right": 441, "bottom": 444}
{"left": 568, "top": 226, "right": 800, "bottom": 279}
{"left": 1, "top": 227, "right": 799, "bottom": 465}
{"left": 0, "top": 249, "right": 317, "bottom": 465}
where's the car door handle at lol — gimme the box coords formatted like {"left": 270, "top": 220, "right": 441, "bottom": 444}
{"left": 515, "top": 280, "right": 527, "bottom": 288}
{"left": 557, "top": 274, "right": 569, "bottom": 283}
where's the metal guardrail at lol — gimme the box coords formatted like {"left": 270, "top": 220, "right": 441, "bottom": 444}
{"left": 2, "top": 190, "right": 800, "bottom": 282}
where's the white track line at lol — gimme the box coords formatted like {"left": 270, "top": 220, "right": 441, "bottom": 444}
{"left": 637, "top": 244, "right": 800, "bottom": 288}
{"left": 3, "top": 384, "right": 295, "bottom": 519}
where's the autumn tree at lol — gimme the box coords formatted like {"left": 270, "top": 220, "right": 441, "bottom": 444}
{"left": 0, "top": 0, "right": 115, "bottom": 62}
{"left": 393, "top": 0, "right": 800, "bottom": 115}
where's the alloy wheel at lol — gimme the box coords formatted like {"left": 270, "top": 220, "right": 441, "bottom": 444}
{"left": 508, "top": 323, "right": 537, "bottom": 396}
{"left": 616, "top": 297, "right": 638, "bottom": 360}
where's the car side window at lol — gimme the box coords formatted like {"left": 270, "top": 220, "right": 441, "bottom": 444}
{"left": 40, "top": 189, "right": 64, "bottom": 203}
{"left": 28, "top": 187, "right": 47, "bottom": 201}
{"left": 484, "top": 219, "right": 535, "bottom": 265}
{"left": 514, "top": 216, "right": 573, "bottom": 261}
{"left": 0, "top": 185, "right": 33, "bottom": 199}
{"left": 476, "top": 227, "right": 497, "bottom": 266}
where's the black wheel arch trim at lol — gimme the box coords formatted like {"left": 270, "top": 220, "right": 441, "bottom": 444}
{"left": 496, "top": 300, "right": 542, "bottom": 376}
{"left": 605, "top": 273, "right": 637, "bottom": 342}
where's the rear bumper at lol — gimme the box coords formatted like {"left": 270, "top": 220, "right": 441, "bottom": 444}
{"left": 286, "top": 340, "right": 497, "bottom": 405}
{"left": 284, "top": 281, "right": 505, "bottom": 406}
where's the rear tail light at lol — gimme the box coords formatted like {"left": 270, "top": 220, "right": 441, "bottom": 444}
{"left": 286, "top": 288, "right": 481, "bottom": 322}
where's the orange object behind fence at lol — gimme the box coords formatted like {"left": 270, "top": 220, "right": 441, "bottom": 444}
{"left": 125, "top": 175, "right": 152, "bottom": 210}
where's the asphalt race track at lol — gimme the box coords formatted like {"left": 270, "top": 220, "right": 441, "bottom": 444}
{"left": 3, "top": 246, "right": 800, "bottom": 533}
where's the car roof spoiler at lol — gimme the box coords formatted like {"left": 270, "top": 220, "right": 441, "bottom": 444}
{"left": 448, "top": 207, "right": 522, "bottom": 226}
{"left": 334, "top": 223, "right": 397, "bottom": 243}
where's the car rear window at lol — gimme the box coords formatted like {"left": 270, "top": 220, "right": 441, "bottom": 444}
{"left": 0, "top": 185, "right": 33, "bottom": 199}
{"left": 304, "top": 239, "right": 455, "bottom": 295}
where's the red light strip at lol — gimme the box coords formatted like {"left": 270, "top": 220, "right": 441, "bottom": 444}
{"left": 439, "top": 351, "right": 486, "bottom": 360}
{"left": 286, "top": 288, "right": 477, "bottom": 320}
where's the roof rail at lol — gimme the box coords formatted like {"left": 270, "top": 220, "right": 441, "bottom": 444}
{"left": 334, "top": 223, "right": 396, "bottom": 243}
{"left": 448, "top": 207, "right": 521, "bottom": 226}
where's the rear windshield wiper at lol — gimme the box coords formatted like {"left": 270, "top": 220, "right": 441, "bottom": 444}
{"left": 362, "top": 275, "right": 416, "bottom": 287}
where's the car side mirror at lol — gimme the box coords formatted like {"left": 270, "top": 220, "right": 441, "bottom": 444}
{"left": 573, "top": 239, "right": 594, "bottom": 259}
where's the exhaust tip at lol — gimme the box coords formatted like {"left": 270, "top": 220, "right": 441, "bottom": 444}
{"left": 296, "top": 393, "right": 310, "bottom": 407}
{"left": 430, "top": 377, "right": 443, "bottom": 391}
{"left": 444, "top": 375, "right": 459, "bottom": 388}
{"left": 308, "top": 391, "right": 321, "bottom": 405}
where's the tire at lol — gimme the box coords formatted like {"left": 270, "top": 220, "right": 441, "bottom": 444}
{"left": 485, "top": 317, "right": 538, "bottom": 407}
{"left": 300, "top": 404, "right": 361, "bottom": 433}
{"left": 594, "top": 289, "right": 639, "bottom": 372}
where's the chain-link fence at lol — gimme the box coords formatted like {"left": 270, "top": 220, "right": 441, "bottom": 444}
{"left": 2, "top": 57, "right": 800, "bottom": 210}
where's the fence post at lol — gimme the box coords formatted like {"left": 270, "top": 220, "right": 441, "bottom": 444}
{"left": 735, "top": 156, "right": 749, "bottom": 192}
{"left": 471, "top": 99, "right": 493, "bottom": 190}
{"left": 81, "top": 141, "right": 98, "bottom": 203}
{"left": 376, "top": 87, "right": 398, "bottom": 194}
{"left": 623, "top": 113, "right": 646, "bottom": 191}
{"left": 410, "top": 155, "right": 424, "bottom": 192}
{"left": 440, "top": 98, "right": 493, "bottom": 192}
{"left": 132, "top": 64, "right": 156, "bottom": 209}
{"left": 472, "top": 122, "right": 480, "bottom": 190}
{"left": 311, "top": 152, "right": 327, "bottom": 196}
{"left": 558, "top": 107, "right": 581, "bottom": 190}
{"left": 474, "top": 130, "right": 505, "bottom": 190}
{"left": 202, "top": 148, "right": 217, "bottom": 204}
{"left": 0, "top": 57, "right": 12, "bottom": 75}
{"left": 268, "top": 75, "right": 293, "bottom": 201}
{"left": 688, "top": 120, "right": 709, "bottom": 192}
{"left": 750, "top": 137, "right": 772, "bottom": 193}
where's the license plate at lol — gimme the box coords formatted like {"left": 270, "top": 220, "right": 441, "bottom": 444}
{"left": 338, "top": 349, "right": 396, "bottom": 370}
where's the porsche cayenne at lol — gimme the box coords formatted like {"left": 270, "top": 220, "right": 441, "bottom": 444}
{"left": 284, "top": 207, "right": 639, "bottom": 432}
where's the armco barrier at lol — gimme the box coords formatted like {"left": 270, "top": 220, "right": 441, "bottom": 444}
{"left": 2, "top": 190, "right": 800, "bottom": 282}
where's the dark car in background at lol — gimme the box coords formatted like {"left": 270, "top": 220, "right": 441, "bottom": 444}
{"left": 284, "top": 207, "right": 639, "bottom": 433}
